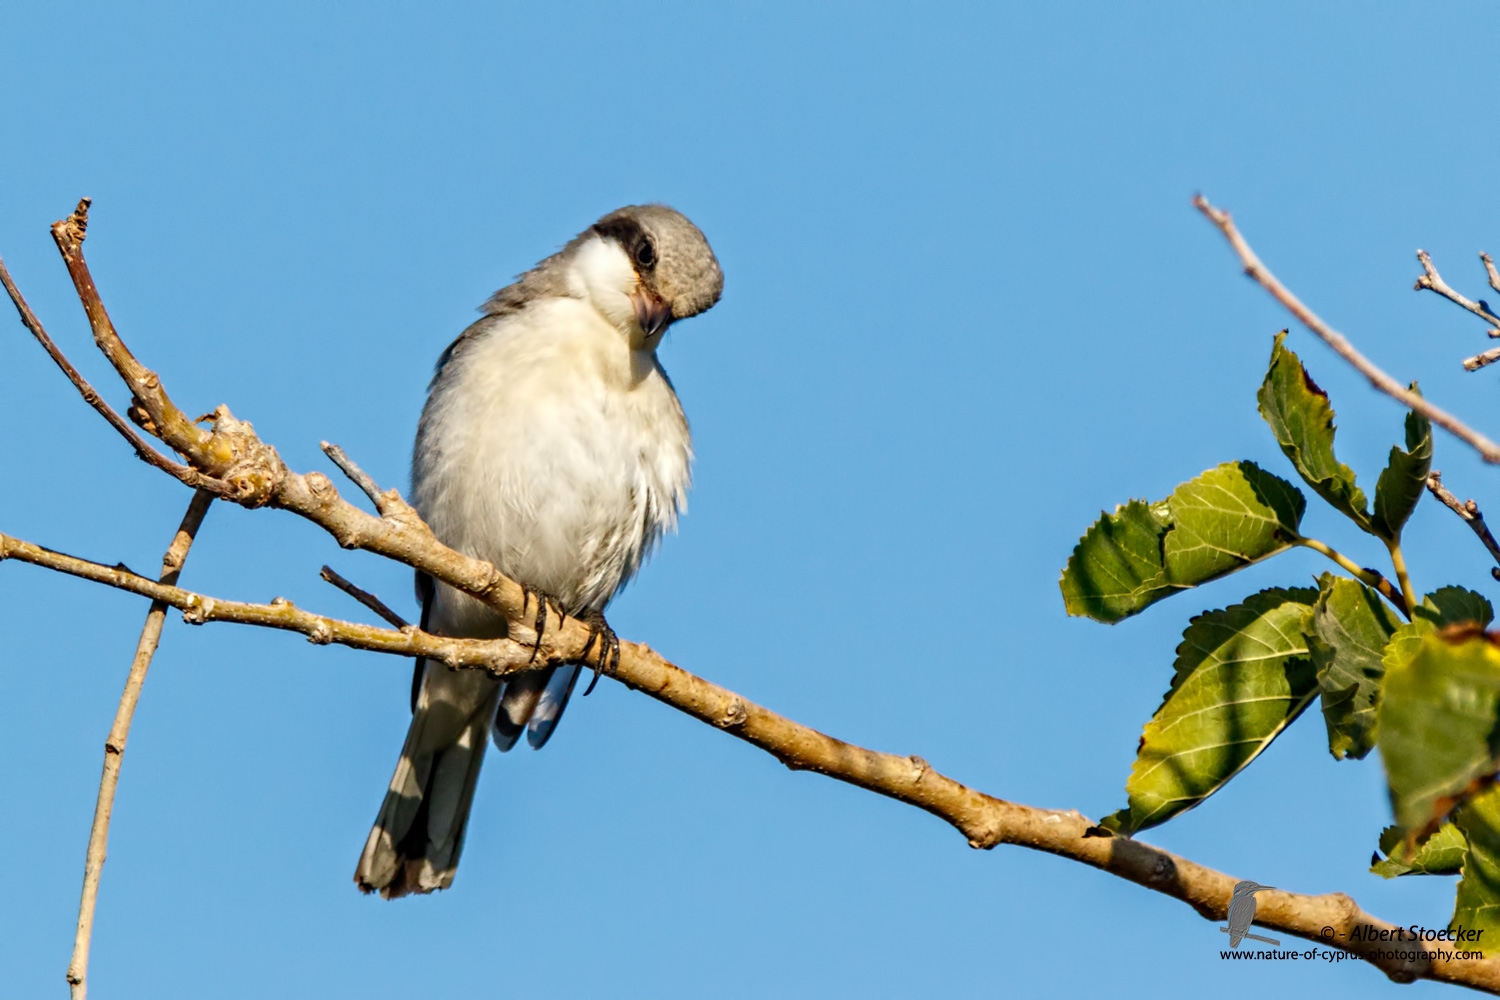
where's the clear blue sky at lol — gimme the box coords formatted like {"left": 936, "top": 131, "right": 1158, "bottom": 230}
{"left": 3, "top": 2, "right": 1499, "bottom": 996}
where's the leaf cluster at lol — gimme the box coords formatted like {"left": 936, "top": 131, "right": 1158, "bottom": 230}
{"left": 1061, "top": 332, "right": 1500, "bottom": 948}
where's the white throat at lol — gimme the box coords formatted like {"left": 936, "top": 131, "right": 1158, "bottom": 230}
{"left": 566, "top": 236, "right": 644, "bottom": 342}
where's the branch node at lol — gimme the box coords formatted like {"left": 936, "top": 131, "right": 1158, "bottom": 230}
{"left": 1463, "top": 346, "right": 1500, "bottom": 372}
{"left": 716, "top": 697, "right": 748, "bottom": 729}
{"left": 181, "top": 596, "right": 215, "bottom": 625}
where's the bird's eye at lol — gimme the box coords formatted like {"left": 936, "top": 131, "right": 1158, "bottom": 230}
{"left": 634, "top": 240, "right": 656, "bottom": 268}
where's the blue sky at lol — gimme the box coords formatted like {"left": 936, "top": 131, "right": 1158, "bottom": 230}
{"left": 3, "top": 2, "right": 1499, "bottom": 996}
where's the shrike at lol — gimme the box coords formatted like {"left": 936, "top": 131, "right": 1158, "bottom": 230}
{"left": 356, "top": 205, "right": 723, "bottom": 898}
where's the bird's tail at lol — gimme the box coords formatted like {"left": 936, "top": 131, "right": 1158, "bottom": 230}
{"left": 355, "top": 661, "right": 502, "bottom": 898}
{"left": 492, "top": 664, "right": 582, "bottom": 751}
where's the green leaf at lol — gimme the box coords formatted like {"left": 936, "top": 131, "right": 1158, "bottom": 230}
{"left": 1060, "top": 499, "right": 1175, "bottom": 623}
{"left": 1416, "top": 587, "right": 1495, "bottom": 631}
{"left": 1383, "top": 589, "right": 1496, "bottom": 688}
{"left": 1372, "top": 821, "right": 1467, "bottom": 877}
{"left": 1371, "top": 390, "right": 1432, "bottom": 542}
{"left": 1306, "top": 573, "right": 1402, "bottom": 761}
{"left": 1258, "top": 331, "right": 1372, "bottom": 533}
{"left": 1379, "top": 626, "right": 1500, "bottom": 837}
{"left": 1061, "top": 462, "right": 1304, "bottom": 623}
{"left": 1454, "top": 787, "right": 1500, "bottom": 956}
{"left": 1100, "top": 588, "right": 1319, "bottom": 835}
{"left": 1162, "top": 461, "right": 1305, "bottom": 584}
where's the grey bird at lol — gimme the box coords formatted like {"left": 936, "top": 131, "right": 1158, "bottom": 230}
{"left": 355, "top": 205, "right": 723, "bottom": 898}
{"left": 1223, "top": 881, "right": 1279, "bottom": 947}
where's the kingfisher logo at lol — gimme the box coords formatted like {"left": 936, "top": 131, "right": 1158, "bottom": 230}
{"left": 1221, "top": 880, "right": 1279, "bottom": 947}
{"left": 1213, "top": 878, "right": 1488, "bottom": 965}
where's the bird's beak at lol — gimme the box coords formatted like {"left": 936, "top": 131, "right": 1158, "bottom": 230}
{"left": 632, "top": 289, "right": 673, "bottom": 338}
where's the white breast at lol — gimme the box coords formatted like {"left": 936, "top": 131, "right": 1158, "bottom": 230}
{"left": 412, "top": 297, "right": 691, "bottom": 636}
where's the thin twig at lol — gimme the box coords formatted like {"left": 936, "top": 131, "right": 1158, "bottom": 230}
{"left": 1195, "top": 196, "right": 1500, "bottom": 464}
{"left": 1464, "top": 347, "right": 1500, "bottom": 372}
{"left": 0, "top": 252, "right": 216, "bottom": 490}
{"left": 1482, "top": 252, "right": 1500, "bottom": 296}
{"left": 65, "top": 489, "right": 214, "bottom": 999}
{"left": 320, "top": 565, "right": 411, "bottom": 629}
{"left": 1416, "top": 249, "right": 1500, "bottom": 328}
{"left": 1, "top": 524, "right": 1494, "bottom": 989}
{"left": 1295, "top": 537, "right": 1409, "bottom": 618}
{"left": 49, "top": 200, "right": 218, "bottom": 465}
{"left": 1426, "top": 471, "right": 1500, "bottom": 582}
{"left": 0, "top": 531, "right": 536, "bottom": 673}
{"left": 321, "top": 442, "right": 400, "bottom": 515}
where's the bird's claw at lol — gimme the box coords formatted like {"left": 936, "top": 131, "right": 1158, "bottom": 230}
{"left": 520, "top": 584, "right": 568, "bottom": 662}
{"left": 578, "top": 609, "right": 620, "bottom": 696}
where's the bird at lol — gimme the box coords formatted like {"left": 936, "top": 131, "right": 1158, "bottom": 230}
{"left": 354, "top": 204, "right": 723, "bottom": 898}
{"left": 1222, "top": 880, "right": 1279, "bottom": 947}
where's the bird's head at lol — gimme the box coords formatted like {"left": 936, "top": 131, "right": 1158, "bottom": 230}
{"left": 1232, "top": 880, "right": 1275, "bottom": 898}
{"left": 570, "top": 204, "right": 723, "bottom": 350}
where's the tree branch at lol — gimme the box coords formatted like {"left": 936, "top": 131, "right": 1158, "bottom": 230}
{"left": 1426, "top": 471, "right": 1500, "bottom": 582}
{"left": 320, "top": 565, "right": 411, "bottom": 629}
{"left": 4, "top": 525, "right": 1496, "bottom": 989}
{"left": 1463, "top": 347, "right": 1500, "bottom": 373}
{"left": 1415, "top": 249, "right": 1500, "bottom": 333}
{"left": 1194, "top": 195, "right": 1500, "bottom": 464}
{"left": 321, "top": 442, "right": 403, "bottom": 516}
{"left": 65, "top": 488, "right": 213, "bottom": 1000}
{"left": 1481, "top": 252, "right": 1500, "bottom": 296}
{"left": 0, "top": 249, "right": 220, "bottom": 491}
{"left": 0, "top": 531, "right": 549, "bottom": 673}
{"left": 10, "top": 200, "right": 1500, "bottom": 991}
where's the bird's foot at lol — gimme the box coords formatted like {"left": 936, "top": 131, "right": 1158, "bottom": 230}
{"left": 578, "top": 609, "right": 620, "bottom": 696}
{"left": 519, "top": 584, "right": 568, "bottom": 662}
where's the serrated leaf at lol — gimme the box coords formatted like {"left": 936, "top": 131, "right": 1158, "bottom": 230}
{"left": 1372, "top": 821, "right": 1467, "bottom": 877}
{"left": 1384, "top": 590, "right": 1497, "bottom": 688}
{"left": 1061, "top": 462, "right": 1304, "bottom": 623}
{"left": 1372, "top": 389, "right": 1432, "bottom": 542}
{"left": 1379, "top": 627, "right": 1500, "bottom": 837}
{"left": 1101, "top": 588, "right": 1319, "bottom": 835}
{"left": 1163, "top": 461, "right": 1305, "bottom": 584}
{"left": 1306, "top": 573, "right": 1402, "bottom": 760}
{"left": 1060, "top": 499, "right": 1175, "bottom": 623}
{"left": 1258, "top": 331, "right": 1372, "bottom": 533}
{"left": 1454, "top": 786, "right": 1500, "bottom": 955}
{"left": 1417, "top": 587, "right": 1495, "bottom": 630}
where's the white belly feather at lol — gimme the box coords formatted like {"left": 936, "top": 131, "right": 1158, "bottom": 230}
{"left": 411, "top": 297, "right": 691, "bottom": 635}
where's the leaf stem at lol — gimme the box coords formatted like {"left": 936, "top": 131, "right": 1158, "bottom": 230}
{"left": 1384, "top": 539, "right": 1419, "bottom": 618}
{"left": 1294, "top": 536, "right": 1410, "bottom": 619}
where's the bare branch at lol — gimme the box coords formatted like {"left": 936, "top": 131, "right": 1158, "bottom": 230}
{"left": 4, "top": 525, "right": 1496, "bottom": 989}
{"left": 1426, "top": 472, "right": 1500, "bottom": 582}
{"left": 1483, "top": 252, "right": 1500, "bottom": 296}
{"left": 0, "top": 251, "right": 220, "bottom": 491}
{"left": 66, "top": 488, "right": 213, "bottom": 999}
{"left": 0, "top": 530, "right": 549, "bottom": 674}
{"left": 1416, "top": 249, "right": 1500, "bottom": 329}
{"left": 1464, "top": 347, "right": 1500, "bottom": 372}
{"left": 320, "top": 564, "right": 411, "bottom": 629}
{"left": 1194, "top": 195, "right": 1500, "bottom": 464}
{"left": 321, "top": 442, "right": 403, "bottom": 516}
